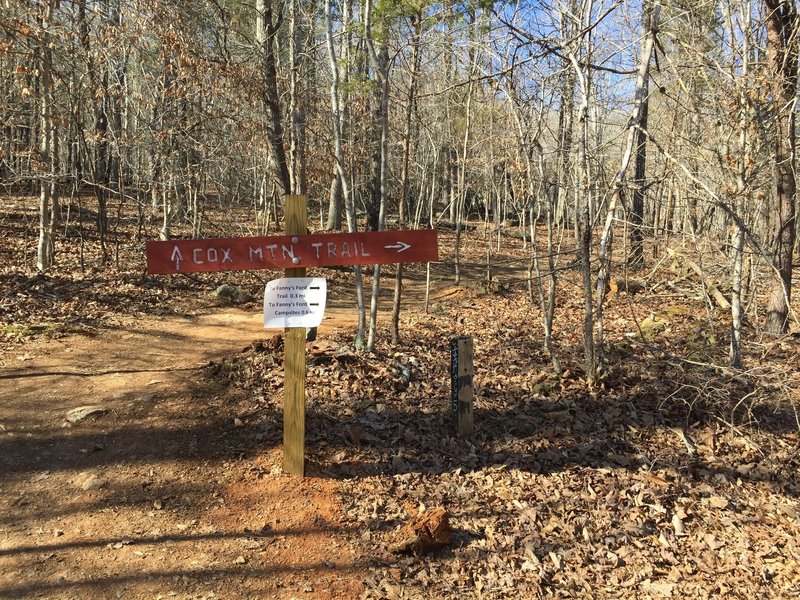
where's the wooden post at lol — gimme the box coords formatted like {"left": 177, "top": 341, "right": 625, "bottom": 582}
{"left": 450, "top": 336, "right": 474, "bottom": 436}
{"left": 283, "top": 195, "right": 307, "bottom": 475}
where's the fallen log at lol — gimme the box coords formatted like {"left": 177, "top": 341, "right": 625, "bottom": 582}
{"left": 666, "top": 248, "right": 730, "bottom": 310}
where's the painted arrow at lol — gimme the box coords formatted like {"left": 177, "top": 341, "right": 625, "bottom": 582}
{"left": 171, "top": 245, "right": 183, "bottom": 271}
{"left": 384, "top": 241, "right": 411, "bottom": 253}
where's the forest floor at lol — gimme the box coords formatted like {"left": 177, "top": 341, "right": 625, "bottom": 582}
{"left": 2, "top": 196, "right": 800, "bottom": 599}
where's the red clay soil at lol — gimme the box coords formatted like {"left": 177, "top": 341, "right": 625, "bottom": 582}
{"left": 0, "top": 307, "right": 365, "bottom": 599}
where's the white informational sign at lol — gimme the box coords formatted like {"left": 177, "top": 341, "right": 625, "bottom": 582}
{"left": 263, "top": 277, "right": 327, "bottom": 329}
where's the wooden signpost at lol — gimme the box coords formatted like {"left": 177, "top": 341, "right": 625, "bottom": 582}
{"left": 146, "top": 195, "right": 438, "bottom": 475}
{"left": 283, "top": 196, "right": 307, "bottom": 476}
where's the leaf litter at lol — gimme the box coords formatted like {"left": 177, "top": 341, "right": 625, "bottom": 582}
{"left": 2, "top": 201, "right": 800, "bottom": 598}
{"left": 219, "top": 238, "right": 800, "bottom": 599}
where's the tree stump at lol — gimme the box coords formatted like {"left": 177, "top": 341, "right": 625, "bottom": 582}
{"left": 388, "top": 507, "right": 453, "bottom": 555}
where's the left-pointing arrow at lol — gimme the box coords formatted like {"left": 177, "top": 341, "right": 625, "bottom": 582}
{"left": 171, "top": 245, "right": 183, "bottom": 271}
{"left": 384, "top": 241, "right": 411, "bottom": 253}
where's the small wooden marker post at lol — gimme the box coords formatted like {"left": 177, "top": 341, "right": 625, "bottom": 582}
{"left": 283, "top": 195, "right": 307, "bottom": 476}
{"left": 450, "top": 336, "right": 474, "bottom": 436}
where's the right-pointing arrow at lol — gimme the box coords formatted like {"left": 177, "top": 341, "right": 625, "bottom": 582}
{"left": 384, "top": 241, "right": 411, "bottom": 253}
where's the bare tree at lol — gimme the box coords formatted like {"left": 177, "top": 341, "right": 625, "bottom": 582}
{"left": 257, "top": 0, "right": 291, "bottom": 196}
{"left": 326, "top": 0, "right": 366, "bottom": 348}
{"left": 288, "top": 0, "right": 308, "bottom": 196}
{"left": 628, "top": 0, "right": 655, "bottom": 267}
{"left": 764, "top": 0, "right": 798, "bottom": 334}
{"left": 364, "top": 0, "right": 390, "bottom": 352}
{"left": 392, "top": 9, "right": 424, "bottom": 345}
{"left": 36, "top": 0, "right": 59, "bottom": 272}
{"left": 560, "top": 0, "right": 598, "bottom": 378}
{"left": 595, "top": 0, "right": 661, "bottom": 371}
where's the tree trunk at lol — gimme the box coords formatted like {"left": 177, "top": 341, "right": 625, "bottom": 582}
{"left": 326, "top": 0, "right": 366, "bottom": 348}
{"left": 78, "top": 0, "right": 111, "bottom": 260}
{"left": 37, "top": 0, "right": 58, "bottom": 272}
{"left": 326, "top": 0, "right": 351, "bottom": 231}
{"left": 365, "top": 48, "right": 385, "bottom": 233}
{"left": 446, "top": 147, "right": 457, "bottom": 223}
{"left": 288, "top": 0, "right": 307, "bottom": 196}
{"left": 257, "top": 0, "right": 291, "bottom": 196}
{"left": 730, "top": 221, "right": 745, "bottom": 367}
{"left": 364, "top": 0, "right": 390, "bottom": 352}
{"left": 629, "top": 2, "right": 653, "bottom": 267}
{"left": 729, "top": 5, "right": 754, "bottom": 367}
{"left": 555, "top": 65, "right": 575, "bottom": 232}
{"left": 595, "top": 0, "right": 660, "bottom": 370}
{"left": 561, "top": 0, "right": 597, "bottom": 379}
{"left": 454, "top": 9, "right": 478, "bottom": 287}
{"left": 764, "top": 0, "right": 798, "bottom": 334}
{"left": 327, "top": 173, "right": 342, "bottom": 230}
{"left": 392, "top": 12, "right": 423, "bottom": 345}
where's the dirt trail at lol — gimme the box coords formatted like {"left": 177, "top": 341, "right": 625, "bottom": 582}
{"left": 0, "top": 305, "right": 366, "bottom": 599}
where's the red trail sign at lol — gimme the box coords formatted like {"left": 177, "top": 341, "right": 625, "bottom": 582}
{"left": 146, "top": 229, "right": 438, "bottom": 275}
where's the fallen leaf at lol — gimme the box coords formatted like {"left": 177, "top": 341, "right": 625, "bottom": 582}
{"left": 708, "top": 496, "right": 729, "bottom": 509}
